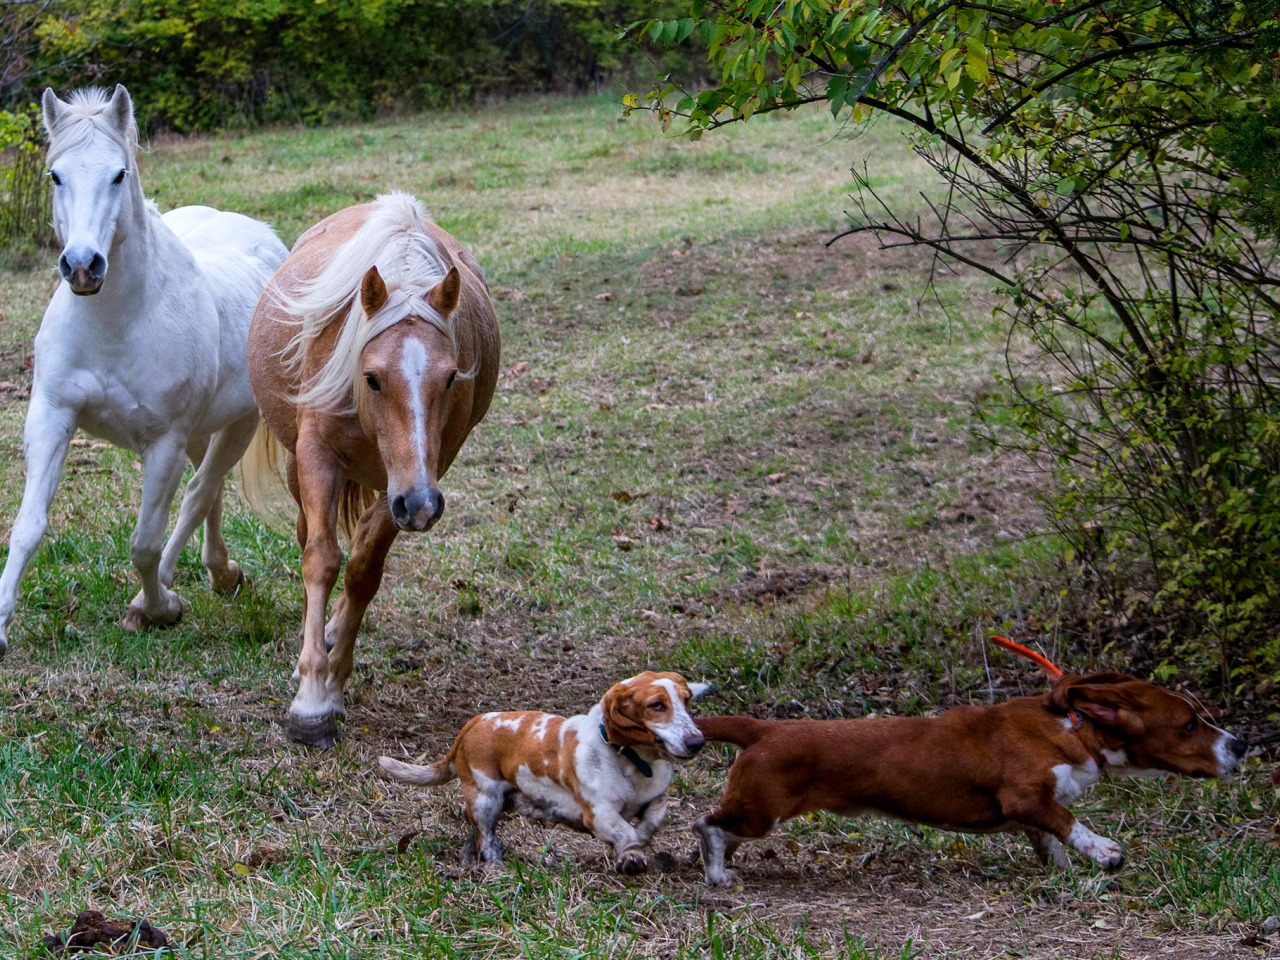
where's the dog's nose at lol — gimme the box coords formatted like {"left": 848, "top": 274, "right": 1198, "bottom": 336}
{"left": 685, "top": 733, "right": 705, "bottom": 754}
{"left": 1230, "top": 736, "right": 1247, "bottom": 758}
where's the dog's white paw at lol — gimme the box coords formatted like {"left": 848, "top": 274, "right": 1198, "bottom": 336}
{"left": 1068, "top": 823, "right": 1124, "bottom": 871}
{"left": 704, "top": 866, "right": 739, "bottom": 888}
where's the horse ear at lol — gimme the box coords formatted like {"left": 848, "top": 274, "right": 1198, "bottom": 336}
{"left": 427, "top": 266, "right": 461, "bottom": 316}
{"left": 360, "top": 266, "right": 389, "bottom": 318}
{"left": 41, "top": 88, "right": 66, "bottom": 139}
{"left": 107, "top": 84, "right": 134, "bottom": 132}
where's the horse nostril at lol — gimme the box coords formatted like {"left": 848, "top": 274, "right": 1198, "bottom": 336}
{"left": 391, "top": 494, "right": 409, "bottom": 524}
{"left": 88, "top": 253, "right": 106, "bottom": 277}
{"left": 429, "top": 488, "right": 445, "bottom": 522}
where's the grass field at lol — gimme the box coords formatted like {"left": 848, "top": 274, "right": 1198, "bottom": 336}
{"left": 0, "top": 94, "right": 1276, "bottom": 959}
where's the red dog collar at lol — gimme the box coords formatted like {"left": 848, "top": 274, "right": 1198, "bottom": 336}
{"left": 990, "top": 635, "right": 1103, "bottom": 768}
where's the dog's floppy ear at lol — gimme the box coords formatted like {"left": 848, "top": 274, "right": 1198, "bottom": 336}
{"left": 1051, "top": 673, "right": 1145, "bottom": 737}
{"left": 602, "top": 682, "right": 654, "bottom": 746}
{"left": 687, "top": 681, "right": 712, "bottom": 700}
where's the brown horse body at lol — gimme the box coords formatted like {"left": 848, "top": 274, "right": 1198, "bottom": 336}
{"left": 245, "top": 194, "right": 499, "bottom": 747}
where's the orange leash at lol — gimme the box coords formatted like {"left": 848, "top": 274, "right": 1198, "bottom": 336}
{"left": 989, "top": 635, "right": 1102, "bottom": 767}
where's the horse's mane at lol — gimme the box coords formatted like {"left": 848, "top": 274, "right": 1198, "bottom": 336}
{"left": 278, "top": 192, "right": 474, "bottom": 412}
{"left": 45, "top": 88, "right": 138, "bottom": 165}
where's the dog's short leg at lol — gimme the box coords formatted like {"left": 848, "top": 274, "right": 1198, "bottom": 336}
{"left": 1025, "top": 827, "right": 1070, "bottom": 870}
{"left": 1065, "top": 820, "right": 1124, "bottom": 870}
{"left": 693, "top": 815, "right": 739, "bottom": 887}
{"left": 1001, "top": 789, "right": 1123, "bottom": 872}
{"left": 463, "top": 773, "right": 509, "bottom": 866}
{"left": 590, "top": 808, "right": 648, "bottom": 874}
{"left": 633, "top": 796, "right": 669, "bottom": 847}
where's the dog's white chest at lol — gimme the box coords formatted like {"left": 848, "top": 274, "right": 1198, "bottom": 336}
{"left": 1051, "top": 760, "right": 1100, "bottom": 805}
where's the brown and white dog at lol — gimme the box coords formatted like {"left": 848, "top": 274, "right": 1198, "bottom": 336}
{"left": 693, "top": 672, "right": 1246, "bottom": 886}
{"left": 379, "top": 671, "right": 709, "bottom": 873}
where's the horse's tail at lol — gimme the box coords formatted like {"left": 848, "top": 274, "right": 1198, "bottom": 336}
{"left": 339, "top": 482, "right": 381, "bottom": 541}
{"left": 236, "top": 422, "right": 294, "bottom": 533}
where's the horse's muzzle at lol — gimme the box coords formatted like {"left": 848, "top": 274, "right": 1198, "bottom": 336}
{"left": 391, "top": 486, "right": 444, "bottom": 532}
{"left": 59, "top": 250, "right": 107, "bottom": 296}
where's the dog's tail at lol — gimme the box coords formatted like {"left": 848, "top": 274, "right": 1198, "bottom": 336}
{"left": 696, "top": 715, "right": 770, "bottom": 748}
{"left": 378, "top": 753, "right": 457, "bottom": 786}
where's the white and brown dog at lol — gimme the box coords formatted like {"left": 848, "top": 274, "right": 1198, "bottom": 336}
{"left": 694, "top": 672, "right": 1246, "bottom": 886}
{"left": 379, "top": 671, "right": 708, "bottom": 873}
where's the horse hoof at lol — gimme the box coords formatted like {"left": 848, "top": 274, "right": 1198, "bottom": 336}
{"left": 119, "top": 602, "right": 184, "bottom": 632}
{"left": 287, "top": 713, "right": 340, "bottom": 750}
{"left": 211, "top": 563, "right": 249, "bottom": 596}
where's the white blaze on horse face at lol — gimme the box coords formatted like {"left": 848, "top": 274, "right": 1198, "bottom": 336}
{"left": 398, "top": 336, "right": 430, "bottom": 485}
{"left": 50, "top": 129, "right": 133, "bottom": 294}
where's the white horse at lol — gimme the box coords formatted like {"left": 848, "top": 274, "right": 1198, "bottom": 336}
{"left": 0, "top": 85, "right": 288, "bottom": 656}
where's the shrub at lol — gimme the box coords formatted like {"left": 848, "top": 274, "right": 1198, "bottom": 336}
{"left": 634, "top": 0, "right": 1280, "bottom": 692}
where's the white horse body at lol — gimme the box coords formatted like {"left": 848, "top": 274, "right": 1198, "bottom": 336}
{"left": 0, "top": 85, "right": 287, "bottom": 653}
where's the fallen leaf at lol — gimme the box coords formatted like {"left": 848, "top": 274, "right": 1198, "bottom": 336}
{"left": 595, "top": 292, "right": 614, "bottom": 301}
{"left": 611, "top": 491, "right": 649, "bottom": 503}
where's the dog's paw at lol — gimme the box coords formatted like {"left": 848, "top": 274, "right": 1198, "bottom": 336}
{"left": 615, "top": 850, "right": 648, "bottom": 875}
{"left": 704, "top": 867, "right": 739, "bottom": 888}
{"left": 1092, "top": 839, "right": 1124, "bottom": 871}
{"left": 1069, "top": 823, "right": 1124, "bottom": 871}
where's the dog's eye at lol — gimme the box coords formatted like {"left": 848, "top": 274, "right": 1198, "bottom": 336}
{"left": 364, "top": 373, "right": 381, "bottom": 392}
{"left": 649, "top": 701, "right": 666, "bottom": 712}
{"left": 1183, "top": 717, "right": 1198, "bottom": 733}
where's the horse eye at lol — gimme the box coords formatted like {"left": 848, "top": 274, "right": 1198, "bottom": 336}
{"left": 49, "top": 171, "right": 62, "bottom": 186}
{"left": 112, "top": 169, "right": 126, "bottom": 185}
{"left": 364, "top": 373, "right": 381, "bottom": 392}
{"left": 445, "top": 370, "right": 457, "bottom": 390}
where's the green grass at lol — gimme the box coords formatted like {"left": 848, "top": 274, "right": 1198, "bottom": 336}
{"left": 0, "top": 94, "right": 1275, "bottom": 959}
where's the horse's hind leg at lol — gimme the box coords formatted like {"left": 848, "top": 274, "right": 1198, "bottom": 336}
{"left": 324, "top": 496, "right": 399, "bottom": 700}
{"left": 149, "top": 413, "right": 258, "bottom": 603}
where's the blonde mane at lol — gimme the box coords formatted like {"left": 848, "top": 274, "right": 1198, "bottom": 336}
{"left": 44, "top": 87, "right": 139, "bottom": 165}
{"left": 277, "top": 192, "right": 472, "bottom": 412}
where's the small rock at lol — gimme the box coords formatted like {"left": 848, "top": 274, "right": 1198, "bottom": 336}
{"left": 1262, "top": 915, "right": 1280, "bottom": 935}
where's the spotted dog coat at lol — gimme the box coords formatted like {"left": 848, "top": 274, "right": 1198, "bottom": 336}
{"left": 693, "top": 672, "right": 1246, "bottom": 887}
{"left": 380, "top": 671, "right": 708, "bottom": 873}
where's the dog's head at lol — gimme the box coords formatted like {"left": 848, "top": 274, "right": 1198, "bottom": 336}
{"left": 1049, "top": 673, "right": 1246, "bottom": 778}
{"left": 601, "top": 671, "right": 710, "bottom": 760}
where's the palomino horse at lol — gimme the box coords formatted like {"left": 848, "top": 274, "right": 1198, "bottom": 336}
{"left": 243, "top": 193, "right": 499, "bottom": 748}
{"left": 0, "top": 86, "right": 287, "bottom": 655}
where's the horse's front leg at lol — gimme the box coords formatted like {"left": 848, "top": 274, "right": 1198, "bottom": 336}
{"left": 0, "top": 395, "right": 77, "bottom": 657}
{"left": 325, "top": 495, "right": 399, "bottom": 697}
{"left": 122, "top": 434, "right": 189, "bottom": 630}
{"left": 287, "top": 438, "right": 343, "bottom": 748}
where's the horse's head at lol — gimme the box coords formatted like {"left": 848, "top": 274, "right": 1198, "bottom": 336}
{"left": 41, "top": 85, "right": 141, "bottom": 296}
{"left": 357, "top": 264, "right": 465, "bottom": 532}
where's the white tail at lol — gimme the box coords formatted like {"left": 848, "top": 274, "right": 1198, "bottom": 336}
{"left": 378, "top": 755, "right": 456, "bottom": 786}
